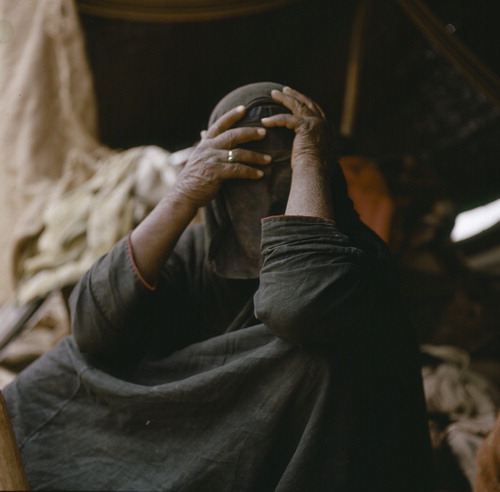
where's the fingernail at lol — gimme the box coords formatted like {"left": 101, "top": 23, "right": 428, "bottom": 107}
{"left": 261, "top": 117, "right": 270, "bottom": 122}
{"left": 256, "top": 170, "right": 264, "bottom": 177}
{"left": 264, "top": 154, "right": 272, "bottom": 162}
{"left": 257, "top": 128, "right": 266, "bottom": 135}
{"left": 236, "top": 105, "right": 245, "bottom": 112}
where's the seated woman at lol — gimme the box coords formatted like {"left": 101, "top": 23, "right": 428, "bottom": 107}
{"left": 4, "top": 82, "right": 434, "bottom": 491}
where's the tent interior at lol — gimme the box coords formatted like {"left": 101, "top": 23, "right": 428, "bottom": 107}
{"left": 1, "top": 0, "right": 500, "bottom": 490}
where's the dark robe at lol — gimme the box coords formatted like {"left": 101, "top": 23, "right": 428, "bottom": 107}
{"left": 4, "top": 215, "right": 433, "bottom": 491}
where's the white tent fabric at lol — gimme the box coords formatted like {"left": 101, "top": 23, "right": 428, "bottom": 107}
{"left": 0, "top": 0, "right": 103, "bottom": 305}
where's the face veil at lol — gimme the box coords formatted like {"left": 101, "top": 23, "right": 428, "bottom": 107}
{"left": 204, "top": 82, "right": 294, "bottom": 279}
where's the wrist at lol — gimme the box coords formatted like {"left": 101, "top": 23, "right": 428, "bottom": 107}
{"left": 286, "top": 166, "right": 334, "bottom": 220}
{"left": 164, "top": 188, "right": 201, "bottom": 219}
{"left": 291, "top": 157, "right": 331, "bottom": 180}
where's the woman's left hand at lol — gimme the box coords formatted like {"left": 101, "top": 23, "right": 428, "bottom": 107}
{"left": 261, "top": 86, "right": 335, "bottom": 219}
{"left": 261, "top": 86, "right": 333, "bottom": 176}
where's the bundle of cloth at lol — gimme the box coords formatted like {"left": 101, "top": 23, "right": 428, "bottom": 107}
{"left": 0, "top": 0, "right": 101, "bottom": 306}
{"left": 15, "top": 145, "right": 185, "bottom": 304}
{"left": 421, "top": 344, "right": 500, "bottom": 489}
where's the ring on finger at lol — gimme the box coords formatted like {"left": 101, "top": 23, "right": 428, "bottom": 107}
{"left": 227, "top": 150, "right": 236, "bottom": 163}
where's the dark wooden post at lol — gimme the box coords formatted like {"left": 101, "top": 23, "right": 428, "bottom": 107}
{"left": 0, "top": 391, "right": 29, "bottom": 490}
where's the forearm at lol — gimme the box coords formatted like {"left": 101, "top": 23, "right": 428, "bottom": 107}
{"left": 131, "top": 105, "right": 270, "bottom": 286}
{"left": 261, "top": 86, "right": 336, "bottom": 220}
{"left": 130, "top": 191, "right": 198, "bottom": 286}
{"left": 285, "top": 161, "right": 334, "bottom": 220}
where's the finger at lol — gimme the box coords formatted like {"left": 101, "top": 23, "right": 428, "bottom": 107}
{"left": 219, "top": 148, "right": 272, "bottom": 166}
{"left": 200, "top": 130, "right": 208, "bottom": 139}
{"left": 213, "top": 126, "right": 266, "bottom": 149}
{"left": 282, "top": 86, "right": 326, "bottom": 119}
{"left": 270, "top": 89, "right": 314, "bottom": 118}
{"left": 205, "top": 105, "right": 246, "bottom": 138}
{"left": 260, "top": 113, "right": 303, "bottom": 132}
{"left": 217, "top": 163, "right": 264, "bottom": 180}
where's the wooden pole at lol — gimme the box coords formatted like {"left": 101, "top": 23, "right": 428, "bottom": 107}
{"left": 340, "top": 0, "right": 372, "bottom": 138}
{"left": 0, "top": 391, "right": 29, "bottom": 490}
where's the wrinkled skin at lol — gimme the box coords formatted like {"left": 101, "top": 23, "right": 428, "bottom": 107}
{"left": 130, "top": 86, "right": 335, "bottom": 285}
{"left": 262, "top": 86, "right": 333, "bottom": 179}
{"left": 263, "top": 86, "right": 335, "bottom": 219}
{"left": 174, "top": 86, "right": 334, "bottom": 210}
{"left": 172, "top": 105, "right": 272, "bottom": 209}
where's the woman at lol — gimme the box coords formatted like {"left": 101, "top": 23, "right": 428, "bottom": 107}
{"left": 5, "top": 82, "right": 433, "bottom": 491}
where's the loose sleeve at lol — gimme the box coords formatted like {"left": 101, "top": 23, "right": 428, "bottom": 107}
{"left": 254, "top": 216, "right": 389, "bottom": 345}
{"left": 70, "top": 236, "right": 153, "bottom": 357}
{"left": 70, "top": 231, "right": 200, "bottom": 364}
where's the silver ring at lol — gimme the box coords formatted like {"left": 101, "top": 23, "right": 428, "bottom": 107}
{"left": 227, "top": 150, "right": 236, "bottom": 163}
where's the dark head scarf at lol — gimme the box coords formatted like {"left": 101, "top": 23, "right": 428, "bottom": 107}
{"left": 204, "top": 82, "right": 366, "bottom": 279}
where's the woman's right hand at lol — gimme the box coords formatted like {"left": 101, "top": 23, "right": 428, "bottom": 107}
{"left": 171, "top": 105, "right": 272, "bottom": 210}
{"left": 130, "top": 105, "right": 272, "bottom": 286}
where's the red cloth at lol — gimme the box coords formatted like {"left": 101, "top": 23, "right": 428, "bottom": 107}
{"left": 340, "top": 155, "right": 394, "bottom": 243}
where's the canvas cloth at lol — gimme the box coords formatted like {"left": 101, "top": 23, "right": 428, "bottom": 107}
{"left": 0, "top": 0, "right": 103, "bottom": 305}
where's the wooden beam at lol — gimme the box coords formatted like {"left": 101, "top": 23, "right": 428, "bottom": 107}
{"left": 0, "top": 391, "right": 29, "bottom": 490}
{"left": 340, "top": 0, "right": 372, "bottom": 138}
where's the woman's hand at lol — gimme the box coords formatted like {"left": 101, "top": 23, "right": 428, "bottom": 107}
{"left": 261, "top": 87, "right": 335, "bottom": 219}
{"left": 261, "top": 86, "right": 333, "bottom": 176}
{"left": 130, "top": 104, "right": 273, "bottom": 285}
{"left": 172, "top": 105, "right": 272, "bottom": 210}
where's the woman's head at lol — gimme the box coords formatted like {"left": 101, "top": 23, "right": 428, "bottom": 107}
{"left": 205, "top": 82, "right": 295, "bottom": 278}
{"left": 204, "top": 81, "right": 365, "bottom": 279}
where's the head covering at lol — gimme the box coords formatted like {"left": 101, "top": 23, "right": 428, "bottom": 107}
{"left": 204, "top": 82, "right": 367, "bottom": 279}
{"left": 204, "top": 82, "right": 291, "bottom": 278}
